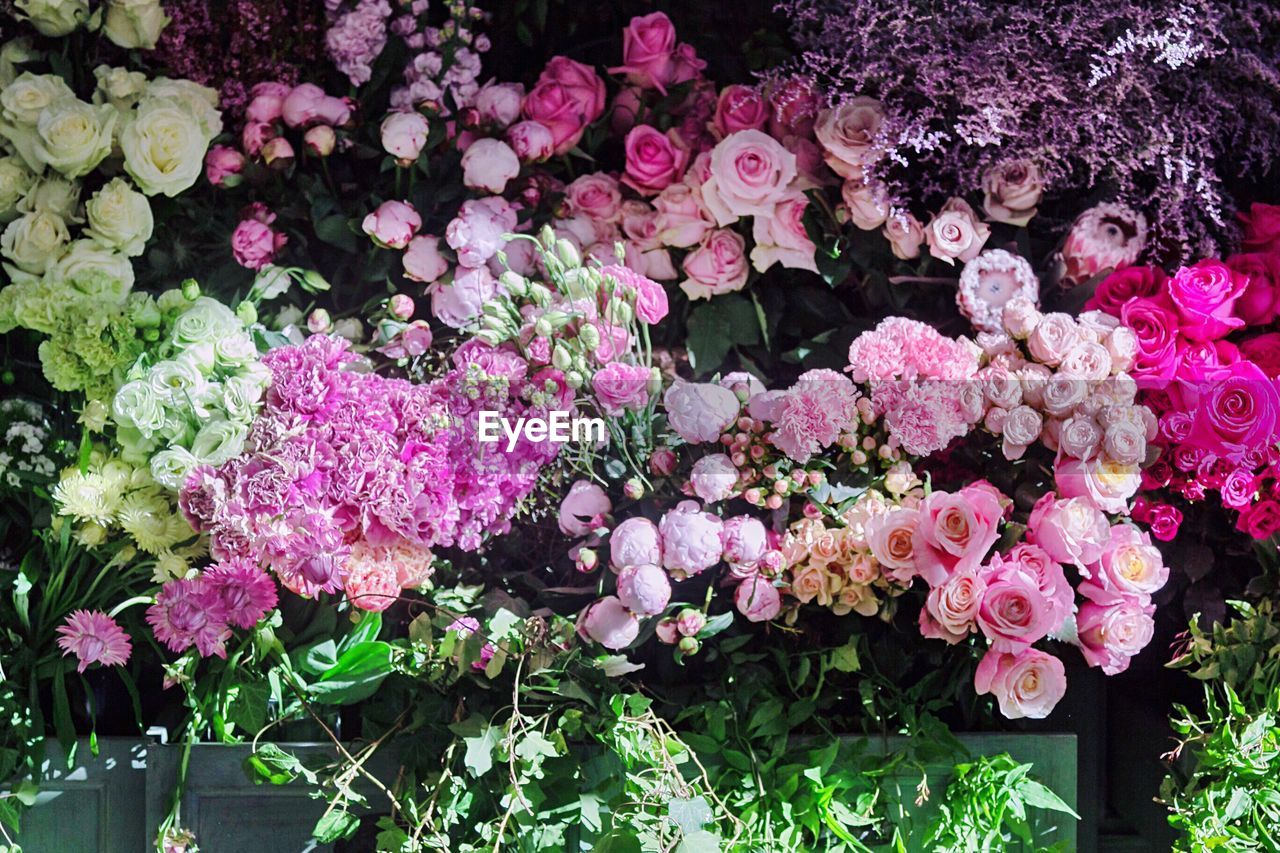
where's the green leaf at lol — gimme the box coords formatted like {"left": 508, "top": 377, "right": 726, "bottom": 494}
{"left": 1017, "top": 779, "right": 1080, "bottom": 818}
{"left": 686, "top": 295, "right": 760, "bottom": 375}
{"left": 308, "top": 641, "right": 393, "bottom": 705}
{"left": 313, "top": 809, "right": 360, "bottom": 843}
{"left": 593, "top": 831, "right": 642, "bottom": 853}
{"left": 0, "top": 797, "right": 21, "bottom": 833}
{"left": 299, "top": 639, "right": 338, "bottom": 675}
{"left": 228, "top": 680, "right": 271, "bottom": 735}
{"left": 244, "top": 743, "right": 305, "bottom": 786}
{"left": 464, "top": 725, "right": 500, "bottom": 777}
{"left": 339, "top": 612, "right": 383, "bottom": 652}
{"left": 668, "top": 796, "right": 713, "bottom": 834}
{"left": 674, "top": 830, "right": 721, "bottom": 853}
{"left": 697, "top": 612, "right": 735, "bottom": 640}
{"left": 829, "top": 637, "right": 861, "bottom": 673}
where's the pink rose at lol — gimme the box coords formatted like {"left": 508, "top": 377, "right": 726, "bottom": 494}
{"left": 505, "top": 120, "right": 556, "bottom": 162}
{"left": 1120, "top": 297, "right": 1181, "bottom": 381}
{"left": 702, "top": 130, "right": 798, "bottom": 225}
{"left": 654, "top": 183, "right": 714, "bottom": 248}
{"left": 680, "top": 228, "right": 749, "bottom": 300}
{"left": 767, "top": 76, "right": 820, "bottom": 138}
{"left": 1227, "top": 252, "right": 1280, "bottom": 327}
{"left": 566, "top": 173, "right": 622, "bottom": 222}
{"left": 1166, "top": 259, "right": 1248, "bottom": 342}
{"left": 1239, "top": 202, "right": 1280, "bottom": 253}
{"left": 921, "top": 566, "right": 986, "bottom": 644}
{"left": 475, "top": 81, "right": 524, "bottom": 129}
{"left": 721, "top": 515, "right": 768, "bottom": 569}
{"left": 461, "top": 138, "right": 520, "bottom": 194}
{"left": 910, "top": 486, "right": 1004, "bottom": 586}
{"left": 610, "top": 12, "right": 677, "bottom": 93}
{"left": 981, "top": 160, "right": 1043, "bottom": 226}
{"left": 975, "top": 648, "right": 1067, "bottom": 719}
{"left": 558, "top": 480, "right": 611, "bottom": 538}
{"left": 577, "top": 596, "right": 639, "bottom": 649}
{"left": 1186, "top": 360, "right": 1280, "bottom": 462}
{"left": 402, "top": 235, "right": 450, "bottom": 283}
{"left": 1004, "top": 543, "right": 1073, "bottom": 632}
{"left": 689, "top": 453, "right": 737, "bottom": 503}
{"left": 882, "top": 213, "right": 924, "bottom": 260}
{"left": 866, "top": 508, "right": 920, "bottom": 583}
{"left": 622, "top": 125, "right": 689, "bottom": 195}
{"left": 659, "top": 500, "right": 724, "bottom": 577}
{"left": 750, "top": 191, "right": 817, "bottom": 273}
{"left": 616, "top": 564, "right": 671, "bottom": 616}
{"left": 592, "top": 362, "right": 652, "bottom": 415}
{"left": 523, "top": 57, "right": 605, "bottom": 155}
{"left": 1080, "top": 523, "right": 1167, "bottom": 604}
{"left": 381, "top": 111, "right": 431, "bottom": 161}
{"left": 840, "top": 177, "right": 888, "bottom": 231}
{"left": 281, "top": 83, "right": 350, "bottom": 128}
{"left": 1084, "top": 266, "right": 1167, "bottom": 316}
{"left": 975, "top": 557, "right": 1056, "bottom": 653}
{"left": 362, "top": 200, "right": 421, "bottom": 249}
{"left": 1075, "top": 597, "right": 1155, "bottom": 675}
{"left": 1027, "top": 493, "right": 1110, "bottom": 567}
{"left": 1239, "top": 500, "right": 1280, "bottom": 540}
{"left": 664, "top": 381, "right": 740, "bottom": 444}
{"left": 231, "top": 217, "right": 287, "bottom": 270}
{"left": 1059, "top": 203, "right": 1147, "bottom": 286}
{"left": 925, "top": 197, "right": 990, "bottom": 265}
{"left": 610, "top": 517, "right": 662, "bottom": 570}
{"left": 734, "top": 576, "right": 781, "bottom": 622}
{"left": 813, "top": 97, "right": 883, "bottom": 179}
{"left": 204, "top": 146, "right": 245, "bottom": 188}
{"left": 430, "top": 265, "right": 496, "bottom": 328}
{"left": 712, "top": 85, "right": 769, "bottom": 138}
{"left": 245, "top": 82, "right": 290, "bottom": 123}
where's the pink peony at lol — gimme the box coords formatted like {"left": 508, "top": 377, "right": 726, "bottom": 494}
{"left": 622, "top": 125, "right": 689, "bottom": 195}
{"left": 475, "top": 81, "right": 524, "bottom": 128}
{"left": 577, "top": 596, "right": 639, "bottom": 649}
{"left": 402, "top": 234, "right": 450, "bottom": 283}
{"left": 1075, "top": 597, "right": 1155, "bottom": 675}
{"left": 204, "top": 146, "right": 245, "bottom": 188}
{"left": 381, "top": 111, "right": 431, "bottom": 161}
{"left": 658, "top": 500, "right": 724, "bottom": 577}
{"left": 245, "top": 82, "right": 291, "bottom": 123}
{"left": 558, "top": 480, "right": 611, "bottom": 538}
{"left": 664, "top": 381, "right": 741, "bottom": 444}
{"left": 461, "top": 138, "right": 520, "bottom": 194}
{"left": 281, "top": 83, "right": 351, "bottom": 129}
{"left": 445, "top": 197, "right": 517, "bottom": 267}
{"left": 689, "top": 453, "right": 738, "bottom": 503}
{"left": 506, "top": 120, "right": 556, "bottom": 161}
{"left": 975, "top": 647, "right": 1067, "bottom": 719}
{"left": 720, "top": 515, "right": 768, "bottom": 569}
{"left": 430, "top": 265, "right": 496, "bottom": 328}
{"left": 610, "top": 517, "right": 662, "bottom": 570}
{"left": 592, "top": 362, "right": 652, "bottom": 415}
{"left": 231, "top": 216, "right": 287, "bottom": 271}
{"left": 616, "top": 563, "right": 671, "bottom": 616}
{"left": 680, "top": 228, "right": 749, "bottom": 300}
{"left": 734, "top": 576, "right": 782, "bottom": 622}
{"left": 702, "top": 130, "right": 798, "bottom": 225}
{"left": 362, "top": 200, "right": 421, "bottom": 249}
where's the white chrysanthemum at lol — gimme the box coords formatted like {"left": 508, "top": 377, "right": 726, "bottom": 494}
{"left": 53, "top": 471, "right": 119, "bottom": 524}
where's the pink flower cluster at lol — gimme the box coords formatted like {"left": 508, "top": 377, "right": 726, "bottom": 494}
{"left": 387, "top": 0, "right": 489, "bottom": 112}
{"left": 325, "top": 0, "right": 392, "bottom": 87}
{"left": 1087, "top": 209, "right": 1280, "bottom": 539}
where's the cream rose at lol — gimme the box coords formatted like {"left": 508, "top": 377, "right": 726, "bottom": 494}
{"left": 121, "top": 97, "right": 217, "bottom": 197}
{"left": 103, "top": 0, "right": 171, "bottom": 50}
{"left": 0, "top": 156, "right": 35, "bottom": 222}
{"left": 17, "top": 176, "right": 81, "bottom": 221}
{"left": 982, "top": 160, "right": 1044, "bottom": 226}
{"left": 32, "top": 99, "right": 115, "bottom": 178}
{"left": 0, "top": 72, "right": 75, "bottom": 169}
{"left": 813, "top": 96, "right": 883, "bottom": 179}
{"left": 45, "top": 239, "right": 135, "bottom": 299}
{"left": 14, "top": 0, "right": 89, "bottom": 37}
{"left": 86, "top": 178, "right": 153, "bottom": 256}
{"left": 925, "top": 197, "right": 990, "bottom": 265}
{"left": 93, "top": 65, "right": 149, "bottom": 110}
{"left": 144, "top": 78, "right": 223, "bottom": 138}
{"left": 0, "top": 210, "right": 69, "bottom": 274}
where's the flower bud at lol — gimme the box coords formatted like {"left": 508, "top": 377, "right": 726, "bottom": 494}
{"left": 646, "top": 366, "right": 664, "bottom": 395}
{"left": 551, "top": 344, "right": 573, "bottom": 371}
{"left": 475, "top": 330, "right": 503, "bottom": 347}
{"left": 389, "top": 293, "right": 414, "bottom": 320}
{"left": 608, "top": 300, "right": 633, "bottom": 326}
{"left": 528, "top": 283, "right": 553, "bottom": 306}
{"left": 235, "top": 301, "right": 258, "bottom": 325}
{"left": 307, "top": 308, "right": 332, "bottom": 334}
{"left": 262, "top": 136, "right": 295, "bottom": 168}
{"left": 499, "top": 270, "right": 528, "bottom": 296}
{"left": 577, "top": 324, "right": 601, "bottom": 350}
{"left": 304, "top": 124, "right": 336, "bottom": 156}
{"left": 181, "top": 278, "right": 201, "bottom": 301}
{"left": 677, "top": 636, "right": 701, "bottom": 655}
{"left": 623, "top": 479, "right": 644, "bottom": 500}
{"left": 576, "top": 547, "right": 599, "bottom": 572}
{"left": 566, "top": 370, "right": 584, "bottom": 389}
{"left": 556, "top": 238, "right": 581, "bottom": 268}
{"left": 649, "top": 448, "right": 677, "bottom": 477}
{"left": 534, "top": 316, "right": 554, "bottom": 337}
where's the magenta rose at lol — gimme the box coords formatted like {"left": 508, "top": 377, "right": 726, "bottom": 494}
{"left": 1120, "top": 296, "right": 1180, "bottom": 382}
{"left": 522, "top": 57, "right": 604, "bottom": 155}
{"left": 1166, "top": 259, "right": 1248, "bottom": 342}
{"left": 592, "top": 362, "right": 652, "bottom": 415}
{"left": 1075, "top": 597, "right": 1155, "bottom": 675}
{"left": 1238, "top": 499, "right": 1280, "bottom": 540}
{"left": 1227, "top": 252, "right": 1280, "bottom": 327}
{"left": 622, "top": 125, "right": 689, "bottom": 195}
{"left": 910, "top": 486, "right": 1004, "bottom": 586}
{"left": 1241, "top": 333, "right": 1280, "bottom": 378}
{"left": 974, "top": 647, "right": 1067, "bottom": 720}
{"left": 1239, "top": 202, "right": 1280, "bottom": 253}
{"left": 1084, "top": 265, "right": 1167, "bottom": 316}
{"left": 1186, "top": 360, "right": 1280, "bottom": 461}
{"left": 610, "top": 11, "right": 677, "bottom": 92}
{"left": 712, "top": 85, "right": 769, "bottom": 138}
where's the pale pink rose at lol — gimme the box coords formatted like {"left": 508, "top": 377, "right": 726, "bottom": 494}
{"left": 1003, "top": 297, "right": 1042, "bottom": 339}
{"left": 381, "top": 111, "right": 431, "bottom": 161}
{"left": 566, "top": 173, "right": 623, "bottom": 222}
{"left": 1058, "top": 415, "right": 1102, "bottom": 460}
{"left": 610, "top": 517, "right": 662, "bottom": 570}
{"left": 680, "top": 228, "right": 749, "bottom": 300}
{"left": 622, "top": 125, "right": 689, "bottom": 195}
{"left": 911, "top": 486, "right": 1004, "bottom": 586}
{"left": 1080, "top": 523, "right": 1167, "bottom": 603}
{"left": 654, "top": 183, "right": 714, "bottom": 248}
{"left": 281, "top": 83, "right": 351, "bottom": 128}
{"left": 1102, "top": 421, "right": 1146, "bottom": 466}
{"left": 921, "top": 566, "right": 986, "bottom": 643}
{"left": 735, "top": 576, "right": 781, "bottom": 622}
{"left": 721, "top": 515, "right": 768, "bottom": 569}
{"left": 1026, "top": 493, "right": 1111, "bottom": 567}
{"left": 813, "top": 96, "right": 883, "bottom": 179}
{"left": 974, "top": 647, "right": 1067, "bottom": 719}
{"left": 1059, "top": 203, "right": 1147, "bottom": 286}
{"left": 1075, "top": 597, "right": 1155, "bottom": 675}
{"left": 702, "top": 130, "right": 798, "bottom": 225}
{"left": 690, "top": 453, "right": 737, "bottom": 503}
{"left": 577, "top": 596, "right": 639, "bottom": 649}
{"left": 204, "top": 146, "right": 245, "bottom": 187}
{"left": 616, "top": 564, "right": 671, "bottom": 616}
{"left": 664, "top": 381, "right": 740, "bottom": 443}
{"left": 1059, "top": 342, "right": 1112, "bottom": 381}
{"left": 429, "top": 265, "right": 496, "bottom": 328}
{"left": 659, "top": 500, "right": 724, "bottom": 577}
{"left": 506, "top": 120, "right": 556, "bottom": 162}
{"left": 558, "top": 480, "right": 612, "bottom": 538}
{"left": 1000, "top": 405, "right": 1043, "bottom": 460}
{"left": 609, "top": 12, "right": 678, "bottom": 93}
{"left": 864, "top": 507, "right": 919, "bottom": 583}
{"left": 1027, "top": 313, "right": 1082, "bottom": 366}
{"left": 975, "top": 559, "right": 1056, "bottom": 653}
{"left": 592, "top": 362, "right": 652, "bottom": 415}
{"left": 882, "top": 213, "right": 924, "bottom": 260}
{"left": 840, "top": 177, "right": 888, "bottom": 230}
{"left": 461, "top": 138, "right": 520, "bottom": 194}
{"left": 712, "top": 85, "right": 769, "bottom": 138}
{"left": 245, "top": 82, "right": 291, "bottom": 123}
{"left": 982, "top": 160, "right": 1044, "bottom": 226}
{"left": 1004, "top": 543, "right": 1073, "bottom": 632}
{"left": 475, "top": 81, "right": 524, "bottom": 128}
{"left": 362, "top": 200, "right": 421, "bottom": 249}
{"left": 925, "top": 197, "right": 991, "bottom": 265}
{"left": 402, "top": 235, "right": 450, "bottom": 283}
{"left": 1055, "top": 457, "right": 1141, "bottom": 515}
{"left": 620, "top": 200, "right": 661, "bottom": 249}
{"left": 750, "top": 191, "right": 818, "bottom": 273}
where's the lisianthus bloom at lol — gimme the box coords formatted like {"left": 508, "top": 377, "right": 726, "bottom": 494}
{"left": 57, "top": 610, "right": 132, "bottom": 673}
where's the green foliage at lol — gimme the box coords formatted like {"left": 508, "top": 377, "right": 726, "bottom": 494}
{"left": 924, "top": 754, "right": 1077, "bottom": 852}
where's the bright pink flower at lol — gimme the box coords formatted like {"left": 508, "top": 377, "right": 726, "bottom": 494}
{"left": 768, "top": 368, "right": 859, "bottom": 463}
{"left": 712, "top": 85, "right": 769, "bottom": 138}
{"left": 602, "top": 264, "right": 668, "bottom": 324}
{"left": 203, "top": 561, "right": 278, "bottom": 628}
{"left": 610, "top": 12, "right": 678, "bottom": 93}
{"left": 1185, "top": 360, "right": 1280, "bottom": 462}
{"left": 522, "top": 57, "right": 605, "bottom": 155}
{"left": 1084, "top": 265, "right": 1166, "bottom": 316}
{"left": 245, "top": 82, "right": 291, "bottom": 123}
{"left": 1226, "top": 252, "right": 1280, "bottom": 327}
{"left": 147, "top": 578, "right": 231, "bottom": 659}
{"left": 592, "top": 362, "right": 652, "bottom": 415}
{"left": 231, "top": 217, "right": 287, "bottom": 271}
{"left": 1241, "top": 333, "right": 1280, "bottom": 378}
{"left": 1238, "top": 499, "right": 1280, "bottom": 540}
{"left": 1239, "top": 202, "right": 1280, "bottom": 253}
{"left": 975, "top": 647, "right": 1066, "bottom": 719}
{"left": 1166, "top": 260, "right": 1248, "bottom": 342}
{"left": 622, "top": 125, "right": 689, "bottom": 195}
{"left": 1075, "top": 597, "right": 1155, "bottom": 675}
{"left": 57, "top": 610, "right": 132, "bottom": 673}
{"left": 1120, "top": 296, "right": 1181, "bottom": 382}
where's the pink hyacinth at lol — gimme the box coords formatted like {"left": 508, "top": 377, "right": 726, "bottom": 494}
{"left": 57, "top": 611, "right": 132, "bottom": 673}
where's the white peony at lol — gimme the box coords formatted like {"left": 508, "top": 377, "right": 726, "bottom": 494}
{"left": 85, "top": 177, "right": 153, "bottom": 256}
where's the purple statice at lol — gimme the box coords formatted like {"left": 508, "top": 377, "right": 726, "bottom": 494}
{"left": 774, "top": 0, "right": 1280, "bottom": 260}
{"left": 155, "top": 0, "right": 327, "bottom": 120}
{"left": 326, "top": 0, "right": 393, "bottom": 87}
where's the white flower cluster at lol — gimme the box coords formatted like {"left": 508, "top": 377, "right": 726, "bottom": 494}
{"left": 0, "top": 398, "right": 59, "bottom": 491}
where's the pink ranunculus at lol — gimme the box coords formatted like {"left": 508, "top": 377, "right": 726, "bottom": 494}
{"left": 461, "top": 138, "right": 520, "bottom": 194}
{"left": 910, "top": 486, "right": 1004, "bottom": 586}
{"left": 281, "top": 83, "right": 351, "bottom": 128}
{"left": 1027, "top": 493, "right": 1111, "bottom": 567}
{"left": 1186, "top": 360, "right": 1280, "bottom": 462}
{"left": 474, "top": 81, "right": 525, "bottom": 129}
{"left": 750, "top": 191, "right": 817, "bottom": 273}
{"left": 231, "top": 217, "right": 287, "bottom": 270}
{"left": 402, "top": 235, "right": 450, "bottom": 283}
{"left": 975, "top": 647, "right": 1067, "bottom": 719}
{"left": 680, "top": 228, "right": 749, "bottom": 300}
{"left": 702, "top": 130, "right": 798, "bottom": 225}
{"left": 712, "top": 85, "right": 769, "bottom": 138}
{"left": 381, "top": 111, "right": 432, "bottom": 161}
{"left": 204, "top": 146, "right": 246, "bottom": 188}
{"left": 430, "top": 265, "right": 496, "bottom": 328}
{"left": 1239, "top": 202, "right": 1280, "bottom": 253}
{"left": 1226, "top": 252, "right": 1280, "bottom": 327}
{"left": 610, "top": 517, "right": 662, "bottom": 570}
{"left": 609, "top": 12, "right": 677, "bottom": 93}
{"left": 616, "top": 563, "right": 672, "bottom": 616}
{"left": 558, "top": 480, "right": 611, "bottom": 538}
{"left": 654, "top": 183, "right": 714, "bottom": 248}
{"left": 975, "top": 557, "right": 1056, "bottom": 653}
{"left": 577, "top": 596, "right": 639, "bottom": 649}
{"left": 566, "top": 173, "right": 622, "bottom": 222}
{"left": 1059, "top": 202, "right": 1147, "bottom": 286}
{"left": 362, "top": 200, "right": 421, "bottom": 249}
{"left": 658, "top": 500, "right": 724, "bottom": 578}
{"left": 925, "top": 197, "right": 990, "bottom": 265}
{"left": 689, "top": 453, "right": 737, "bottom": 503}
{"left": 1084, "top": 266, "right": 1167, "bottom": 316}
{"left": 1166, "top": 259, "right": 1248, "bottom": 342}
{"left": 592, "top": 362, "right": 652, "bottom": 415}
{"left": 506, "top": 120, "right": 556, "bottom": 162}
{"left": 721, "top": 515, "right": 768, "bottom": 569}
{"left": 734, "top": 576, "right": 781, "bottom": 622}
{"left": 921, "top": 566, "right": 986, "bottom": 644}
{"left": 1120, "top": 296, "right": 1181, "bottom": 382}
{"left": 622, "top": 125, "right": 689, "bottom": 195}
{"left": 664, "top": 380, "right": 740, "bottom": 443}
{"left": 813, "top": 96, "right": 883, "bottom": 179}
{"left": 1075, "top": 597, "right": 1155, "bottom": 675}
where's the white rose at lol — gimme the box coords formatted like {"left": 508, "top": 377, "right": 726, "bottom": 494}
{"left": 171, "top": 297, "right": 238, "bottom": 346}
{"left": 45, "top": 239, "right": 135, "bottom": 299}
{"left": 0, "top": 72, "right": 76, "bottom": 169}
{"left": 103, "top": 0, "right": 171, "bottom": 50}
{"left": 13, "top": 0, "right": 89, "bottom": 37}
{"left": 0, "top": 156, "right": 35, "bottom": 222}
{"left": 144, "top": 78, "right": 222, "bottom": 138}
{"left": 121, "top": 97, "right": 216, "bottom": 197}
{"left": 85, "top": 177, "right": 153, "bottom": 256}
{"left": 32, "top": 99, "right": 115, "bottom": 178}
{"left": 93, "top": 65, "right": 150, "bottom": 111}
{"left": 0, "top": 210, "right": 69, "bottom": 274}
{"left": 17, "top": 176, "right": 81, "bottom": 221}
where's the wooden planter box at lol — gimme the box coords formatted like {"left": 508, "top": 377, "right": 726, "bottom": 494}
{"left": 10, "top": 733, "right": 1076, "bottom": 851}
